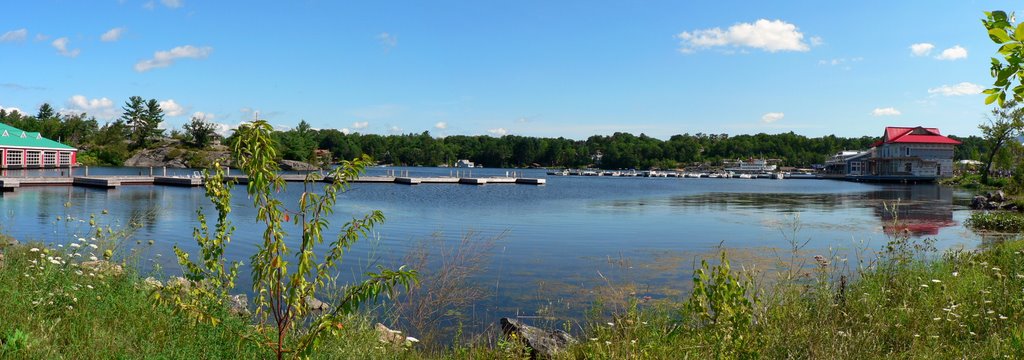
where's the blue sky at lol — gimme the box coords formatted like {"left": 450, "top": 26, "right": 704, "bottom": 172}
{"left": 0, "top": 1, "right": 1019, "bottom": 139}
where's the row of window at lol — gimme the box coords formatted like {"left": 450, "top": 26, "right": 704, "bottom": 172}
{"left": 3, "top": 150, "right": 74, "bottom": 166}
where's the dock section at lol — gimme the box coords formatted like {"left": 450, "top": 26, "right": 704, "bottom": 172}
{"left": 1, "top": 173, "right": 545, "bottom": 191}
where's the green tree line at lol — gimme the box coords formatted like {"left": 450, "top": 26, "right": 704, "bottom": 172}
{"left": 1, "top": 103, "right": 995, "bottom": 169}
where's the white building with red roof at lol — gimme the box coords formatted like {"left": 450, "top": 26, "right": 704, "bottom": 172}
{"left": 868, "top": 126, "right": 960, "bottom": 179}
{"left": 823, "top": 126, "right": 960, "bottom": 181}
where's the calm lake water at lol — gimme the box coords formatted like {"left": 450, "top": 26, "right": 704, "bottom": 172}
{"left": 0, "top": 166, "right": 981, "bottom": 329}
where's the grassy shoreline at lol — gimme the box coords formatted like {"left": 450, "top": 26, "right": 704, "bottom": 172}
{"left": 3, "top": 229, "right": 1024, "bottom": 358}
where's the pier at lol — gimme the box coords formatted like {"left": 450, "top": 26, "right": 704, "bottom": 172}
{"left": 0, "top": 172, "right": 544, "bottom": 192}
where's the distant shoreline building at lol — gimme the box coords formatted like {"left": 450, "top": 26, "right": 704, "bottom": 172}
{"left": 823, "top": 126, "right": 960, "bottom": 182}
{"left": 0, "top": 123, "right": 77, "bottom": 169}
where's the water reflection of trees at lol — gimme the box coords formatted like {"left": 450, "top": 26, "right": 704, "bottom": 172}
{"left": 663, "top": 184, "right": 958, "bottom": 237}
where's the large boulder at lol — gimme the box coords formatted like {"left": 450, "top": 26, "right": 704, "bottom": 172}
{"left": 124, "top": 147, "right": 188, "bottom": 168}
{"left": 278, "top": 160, "right": 319, "bottom": 171}
{"left": 972, "top": 195, "right": 989, "bottom": 210}
{"left": 0, "top": 235, "right": 17, "bottom": 248}
{"left": 990, "top": 190, "right": 1007, "bottom": 203}
{"left": 500, "top": 318, "right": 576, "bottom": 359}
{"left": 228, "top": 294, "right": 250, "bottom": 316}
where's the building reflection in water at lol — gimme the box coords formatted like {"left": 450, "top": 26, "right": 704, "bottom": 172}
{"left": 870, "top": 185, "right": 956, "bottom": 237}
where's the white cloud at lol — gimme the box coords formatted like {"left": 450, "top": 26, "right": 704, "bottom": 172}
{"left": 1, "top": 28, "right": 27, "bottom": 42}
{"left": 388, "top": 126, "right": 403, "bottom": 134}
{"left": 677, "top": 19, "right": 810, "bottom": 53}
{"left": 159, "top": 99, "right": 185, "bottom": 116}
{"left": 377, "top": 32, "right": 397, "bottom": 49}
{"left": 927, "top": 82, "right": 984, "bottom": 96}
{"left": 34, "top": 33, "right": 49, "bottom": 42}
{"left": 761, "top": 112, "right": 784, "bottom": 123}
{"left": 160, "top": 0, "right": 182, "bottom": 8}
{"left": 871, "top": 107, "right": 901, "bottom": 116}
{"left": 340, "top": 128, "right": 351, "bottom": 135}
{"left": 809, "top": 36, "right": 823, "bottom": 46}
{"left": 352, "top": 121, "right": 369, "bottom": 129}
{"left": 488, "top": 128, "right": 509, "bottom": 136}
{"left": 191, "top": 111, "right": 214, "bottom": 120}
{"left": 100, "top": 27, "right": 124, "bottom": 42}
{"left": 935, "top": 45, "right": 967, "bottom": 60}
{"left": 62, "top": 95, "right": 116, "bottom": 120}
{"left": 0, "top": 105, "right": 24, "bottom": 114}
{"left": 434, "top": 121, "right": 448, "bottom": 130}
{"left": 51, "top": 37, "right": 80, "bottom": 58}
{"left": 909, "top": 43, "right": 934, "bottom": 56}
{"left": 134, "top": 45, "right": 213, "bottom": 72}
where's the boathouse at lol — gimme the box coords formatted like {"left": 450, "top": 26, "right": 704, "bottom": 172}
{"left": 826, "top": 126, "right": 960, "bottom": 182}
{"left": 0, "top": 123, "right": 77, "bottom": 169}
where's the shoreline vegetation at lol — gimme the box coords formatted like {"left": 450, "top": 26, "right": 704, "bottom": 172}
{"left": 3, "top": 218, "right": 1024, "bottom": 358}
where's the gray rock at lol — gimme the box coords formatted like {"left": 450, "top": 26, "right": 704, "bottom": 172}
{"left": 991, "top": 190, "right": 1007, "bottom": 203}
{"left": 988, "top": 201, "right": 1002, "bottom": 210}
{"left": 228, "top": 294, "right": 250, "bottom": 316}
{"left": 278, "top": 159, "right": 320, "bottom": 171}
{"left": 306, "top": 296, "right": 330, "bottom": 312}
{"left": 80, "top": 260, "right": 124, "bottom": 276}
{"left": 376, "top": 323, "right": 405, "bottom": 345}
{"left": 972, "top": 195, "right": 989, "bottom": 210}
{"left": 0, "top": 236, "right": 17, "bottom": 248}
{"left": 500, "top": 318, "right": 577, "bottom": 359}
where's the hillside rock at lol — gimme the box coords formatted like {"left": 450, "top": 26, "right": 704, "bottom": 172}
{"left": 279, "top": 159, "right": 319, "bottom": 171}
{"left": 124, "top": 146, "right": 232, "bottom": 168}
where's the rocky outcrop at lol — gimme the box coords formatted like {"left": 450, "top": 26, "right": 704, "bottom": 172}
{"left": 972, "top": 192, "right": 1020, "bottom": 211}
{"left": 124, "top": 146, "right": 231, "bottom": 168}
{"left": 500, "top": 318, "right": 577, "bottom": 359}
{"left": 278, "top": 159, "right": 319, "bottom": 171}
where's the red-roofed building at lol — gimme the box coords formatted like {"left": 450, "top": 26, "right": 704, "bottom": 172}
{"left": 822, "top": 126, "right": 960, "bottom": 181}
{"left": 869, "top": 126, "right": 960, "bottom": 180}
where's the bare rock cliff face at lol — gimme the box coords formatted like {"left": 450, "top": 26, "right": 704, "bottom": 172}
{"left": 123, "top": 147, "right": 231, "bottom": 168}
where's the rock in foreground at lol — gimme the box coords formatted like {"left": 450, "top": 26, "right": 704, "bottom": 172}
{"left": 500, "top": 317, "right": 576, "bottom": 359}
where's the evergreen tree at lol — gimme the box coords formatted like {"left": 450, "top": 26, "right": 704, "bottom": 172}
{"left": 36, "top": 103, "right": 55, "bottom": 119}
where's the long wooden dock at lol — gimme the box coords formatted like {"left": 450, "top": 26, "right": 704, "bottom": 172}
{"left": 0, "top": 174, "right": 545, "bottom": 191}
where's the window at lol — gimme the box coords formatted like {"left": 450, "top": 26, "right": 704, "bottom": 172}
{"left": 937, "top": 164, "right": 941, "bottom": 176}
{"left": 59, "top": 152, "right": 71, "bottom": 165}
{"left": 6, "top": 150, "right": 22, "bottom": 165}
{"left": 43, "top": 152, "right": 56, "bottom": 166}
{"left": 904, "top": 162, "right": 912, "bottom": 173}
{"left": 25, "top": 151, "right": 40, "bottom": 166}
{"left": 906, "top": 147, "right": 911, "bottom": 156}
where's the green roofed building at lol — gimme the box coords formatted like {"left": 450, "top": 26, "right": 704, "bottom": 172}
{"left": 0, "top": 122, "right": 77, "bottom": 169}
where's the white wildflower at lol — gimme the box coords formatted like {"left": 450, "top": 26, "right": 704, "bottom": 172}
{"left": 920, "top": 284, "right": 929, "bottom": 288}
{"left": 999, "top": 315, "right": 1008, "bottom": 320}
{"left": 933, "top": 317, "right": 941, "bottom": 321}
{"left": 29, "top": 248, "right": 40, "bottom": 252}
{"left": 70, "top": 243, "right": 81, "bottom": 248}
{"left": 88, "top": 244, "right": 97, "bottom": 249}
{"left": 405, "top": 336, "right": 419, "bottom": 343}
{"left": 952, "top": 271, "right": 958, "bottom": 277}
{"left": 931, "top": 279, "right": 941, "bottom": 283}
{"left": 89, "top": 256, "right": 98, "bottom": 261}
{"left": 49, "top": 259, "right": 60, "bottom": 265}
{"left": 86, "top": 285, "right": 93, "bottom": 289}
{"left": 607, "top": 322, "right": 614, "bottom": 327}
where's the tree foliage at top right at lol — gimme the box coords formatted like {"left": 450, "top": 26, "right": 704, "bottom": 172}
{"left": 983, "top": 11, "right": 1024, "bottom": 106}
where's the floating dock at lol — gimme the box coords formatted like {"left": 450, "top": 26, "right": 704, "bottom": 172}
{"left": 0, "top": 173, "right": 544, "bottom": 191}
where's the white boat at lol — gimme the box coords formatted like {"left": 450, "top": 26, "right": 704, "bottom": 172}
{"left": 546, "top": 169, "right": 568, "bottom": 176}
{"left": 455, "top": 159, "right": 475, "bottom": 168}
{"left": 724, "top": 159, "right": 777, "bottom": 173}
{"left": 738, "top": 173, "right": 754, "bottom": 179}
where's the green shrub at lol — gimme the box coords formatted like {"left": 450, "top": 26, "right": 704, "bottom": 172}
{"left": 965, "top": 211, "right": 1024, "bottom": 232}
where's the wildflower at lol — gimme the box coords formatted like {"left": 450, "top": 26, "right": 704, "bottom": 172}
{"left": 920, "top": 284, "right": 929, "bottom": 288}
{"left": 933, "top": 317, "right": 941, "bottom": 321}
{"left": 30, "top": 247, "right": 40, "bottom": 252}
{"left": 405, "top": 336, "right": 419, "bottom": 343}
{"left": 86, "top": 285, "right": 93, "bottom": 289}
{"left": 605, "top": 341, "right": 612, "bottom": 345}
{"left": 970, "top": 331, "right": 977, "bottom": 336}
{"left": 31, "top": 300, "right": 39, "bottom": 305}
{"left": 589, "top": 338, "right": 599, "bottom": 341}
{"left": 67, "top": 305, "right": 73, "bottom": 310}
{"left": 607, "top": 322, "right": 614, "bottom": 327}
{"left": 78, "top": 237, "right": 86, "bottom": 242}
{"left": 931, "top": 279, "right": 941, "bottom": 283}
{"left": 89, "top": 256, "right": 98, "bottom": 261}
{"left": 74, "top": 270, "right": 83, "bottom": 276}
{"left": 70, "top": 243, "right": 81, "bottom": 248}
{"left": 88, "top": 244, "right": 97, "bottom": 249}
{"left": 49, "top": 259, "right": 60, "bottom": 265}
{"left": 987, "top": 310, "right": 995, "bottom": 314}
{"left": 952, "top": 271, "right": 958, "bottom": 277}
{"left": 630, "top": 340, "right": 636, "bottom": 345}
{"left": 913, "top": 334, "right": 920, "bottom": 338}
{"left": 999, "top": 315, "right": 1008, "bottom": 320}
